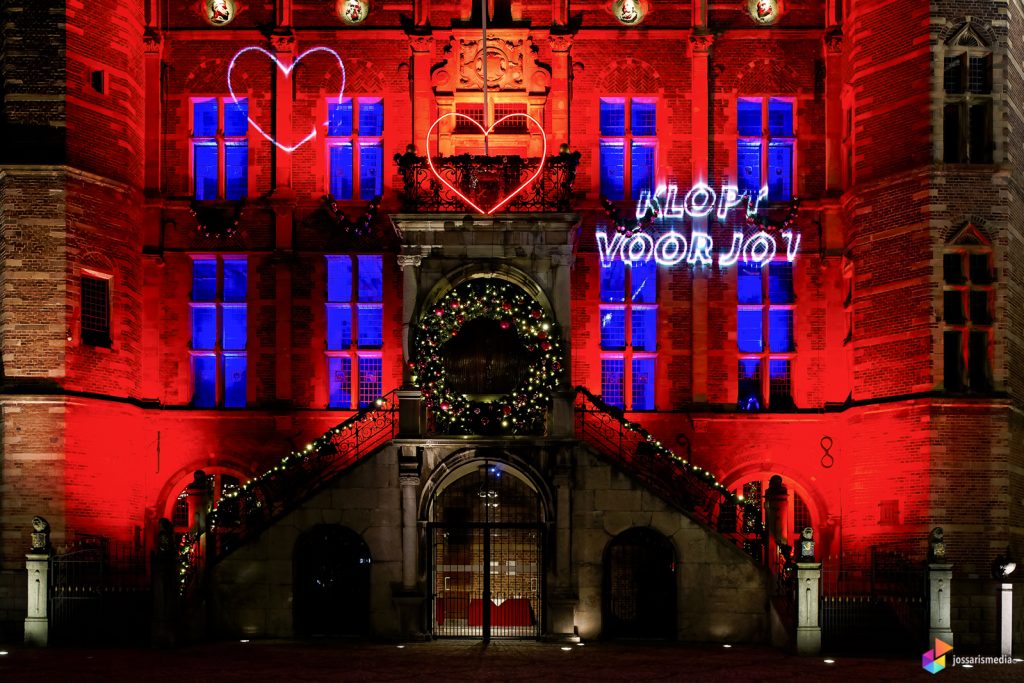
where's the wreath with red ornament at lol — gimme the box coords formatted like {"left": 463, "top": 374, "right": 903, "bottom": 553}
{"left": 412, "top": 279, "right": 564, "bottom": 435}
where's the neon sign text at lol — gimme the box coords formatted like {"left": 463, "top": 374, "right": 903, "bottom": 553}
{"left": 635, "top": 182, "right": 769, "bottom": 221}
{"left": 597, "top": 228, "right": 801, "bottom": 268}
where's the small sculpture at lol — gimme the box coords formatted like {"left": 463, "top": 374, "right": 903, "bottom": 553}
{"left": 798, "top": 526, "right": 815, "bottom": 562}
{"left": 30, "top": 516, "right": 51, "bottom": 552}
{"left": 928, "top": 526, "right": 946, "bottom": 563}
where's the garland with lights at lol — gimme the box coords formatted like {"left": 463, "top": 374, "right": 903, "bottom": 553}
{"left": 321, "top": 194, "right": 381, "bottom": 238}
{"left": 413, "top": 280, "right": 564, "bottom": 435}
{"left": 602, "top": 196, "right": 656, "bottom": 236}
{"left": 574, "top": 384, "right": 745, "bottom": 507}
{"left": 190, "top": 199, "right": 245, "bottom": 240}
{"left": 746, "top": 196, "right": 800, "bottom": 233}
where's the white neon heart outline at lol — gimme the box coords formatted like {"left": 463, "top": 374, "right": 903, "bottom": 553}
{"left": 227, "top": 46, "right": 347, "bottom": 154}
{"left": 425, "top": 112, "right": 548, "bottom": 215}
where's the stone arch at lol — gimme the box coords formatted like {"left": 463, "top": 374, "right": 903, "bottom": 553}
{"left": 941, "top": 218, "right": 994, "bottom": 245}
{"left": 154, "top": 460, "right": 253, "bottom": 524}
{"left": 733, "top": 57, "right": 805, "bottom": 94}
{"left": 597, "top": 58, "right": 664, "bottom": 95}
{"left": 417, "top": 447, "right": 554, "bottom": 524}
{"left": 417, "top": 263, "right": 556, "bottom": 327}
{"left": 939, "top": 19, "right": 997, "bottom": 48}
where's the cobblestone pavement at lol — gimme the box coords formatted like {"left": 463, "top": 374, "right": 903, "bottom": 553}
{"left": 0, "top": 640, "right": 1020, "bottom": 682}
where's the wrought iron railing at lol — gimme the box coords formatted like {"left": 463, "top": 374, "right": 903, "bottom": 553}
{"left": 178, "top": 390, "right": 399, "bottom": 592}
{"left": 574, "top": 386, "right": 754, "bottom": 549}
{"left": 393, "top": 150, "right": 580, "bottom": 213}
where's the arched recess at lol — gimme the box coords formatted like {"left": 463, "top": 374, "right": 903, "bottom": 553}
{"left": 293, "top": 524, "right": 372, "bottom": 637}
{"left": 603, "top": 527, "right": 677, "bottom": 640}
{"left": 719, "top": 466, "right": 828, "bottom": 558}
{"left": 156, "top": 461, "right": 253, "bottom": 533}
{"left": 422, "top": 449, "right": 551, "bottom": 638}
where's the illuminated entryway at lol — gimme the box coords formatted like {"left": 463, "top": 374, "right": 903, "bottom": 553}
{"left": 430, "top": 461, "right": 543, "bottom": 639}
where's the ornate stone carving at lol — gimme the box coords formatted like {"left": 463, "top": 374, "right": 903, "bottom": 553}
{"left": 270, "top": 31, "right": 296, "bottom": 54}
{"left": 549, "top": 35, "right": 574, "bottom": 53}
{"left": 690, "top": 32, "right": 715, "bottom": 54}
{"left": 30, "top": 516, "right": 50, "bottom": 552}
{"left": 410, "top": 35, "right": 434, "bottom": 54}
{"left": 458, "top": 35, "right": 527, "bottom": 90}
{"left": 397, "top": 254, "right": 423, "bottom": 270}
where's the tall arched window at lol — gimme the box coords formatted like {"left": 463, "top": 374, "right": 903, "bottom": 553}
{"left": 943, "top": 224, "right": 994, "bottom": 392}
{"left": 942, "top": 24, "right": 993, "bottom": 164}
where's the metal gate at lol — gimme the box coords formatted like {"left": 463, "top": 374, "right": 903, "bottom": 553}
{"left": 820, "top": 548, "right": 927, "bottom": 655}
{"left": 432, "top": 524, "right": 542, "bottom": 638}
{"left": 49, "top": 538, "right": 150, "bottom": 646}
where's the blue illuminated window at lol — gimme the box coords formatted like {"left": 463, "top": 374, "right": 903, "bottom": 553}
{"left": 600, "top": 97, "right": 657, "bottom": 200}
{"left": 193, "top": 354, "right": 217, "bottom": 408}
{"left": 602, "top": 358, "right": 625, "bottom": 409}
{"left": 600, "top": 142, "right": 625, "bottom": 200}
{"left": 190, "top": 257, "right": 247, "bottom": 407}
{"left": 600, "top": 99, "right": 626, "bottom": 135}
{"left": 224, "top": 354, "right": 247, "bottom": 408}
{"left": 326, "top": 255, "right": 384, "bottom": 408}
{"left": 192, "top": 98, "right": 248, "bottom": 200}
{"left": 738, "top": 96, "right": 794, "bottom": 202}
{"left": 737, "top": 261, "right": 794, "bottom": 409}
{"left": 327, "top": 97, "right": 384, "bottom": 201}
{"left": 600, "top": 257, "right": 657, "bottom": 409}
{"left": 328, "top": 356, "right": 352, "bottom": 408}
{"left": 358, "top": 356, "right": 382, "bottom": 408}
{"left": 631, "top": 358, "right": 655, "bottom": 410}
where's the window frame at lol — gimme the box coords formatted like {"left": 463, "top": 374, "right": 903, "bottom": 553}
{"left": 324, "top": 96, "right": 385, "bottom": 202}
{"left": 598, "top": 96, "right": 659, "bottom": 201}
{"left": 736, "top": 259, "right": 796, "bottom": 411}
{"left": 736, "top": 96, "right": 797, "bottom": 202}
{"left": 80, "top": 269, "right": 113, "bottom": 348}
{"left": 189, "top": 96, "right": 251, "bottom": 201}
{"left": 599, "top": 260, "right": 658, "bottom": 411}
{"left": 189, "top": 255, "right": 248, "bottom": 408}
{"left": 941, "top": 31, "right": 994, "bottom": 165}
{"left": 942, "top": 242, "right": 994, "bottom": 392}
{"left": 325, "top": 254, "right": 385, "bottom": 409}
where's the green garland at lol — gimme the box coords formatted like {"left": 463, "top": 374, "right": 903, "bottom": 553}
{"left": 413, "top": 279, "right": 564, "bottom": 435}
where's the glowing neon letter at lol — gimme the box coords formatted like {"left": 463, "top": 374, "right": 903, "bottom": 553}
{"left": 717, "top": 185, "right": 744, "bottom": 221}
{"left": 596, "top": 231, "right": 626, "bottom": 267}
{"left": 625, "top": 232, "right": 655, "bottom": 263}
{"left": 636, "top": 186, "right": 663, "bottom": 220}
{"left": 684, "top": 182, "right": 716, "bottom": 218}
{"left": 717, "top": 231, "right": 744, "bottom": 268}
{"left": 687, "top": 231, "right": 714, "bottom": 266}
{"left": 744, "top": 231, "right": 777, "bottom": 264}
{"left": 746, "top": 185, "right": 769, "bottom": 217}
{"left": 654, "top": 231, "right": 688, "bottom": 266}
{"left": 781, "top": 230, "right": 801, "bottom": 262}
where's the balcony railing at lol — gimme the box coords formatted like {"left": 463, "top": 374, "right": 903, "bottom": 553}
{"left": 394, "top": 150, "right": 580, "bottom": 213}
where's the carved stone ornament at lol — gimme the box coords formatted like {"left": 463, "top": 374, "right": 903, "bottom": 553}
{"left": 613, "top": 0, "right": 647, "bottom": 25}
{"left": 30, "top": 516, "right": 51, "bottom": 552}
{"left": 205, "top": 0, "right": 237, "bottom": 26}
{"left": 748, "top": 0, "right": 780, "bottom": 25}
{"left": 459, "top": 35, "right": 526, "bottom": 90}
{"left": 338, "top": 0, "right": 370, "bottom": 25}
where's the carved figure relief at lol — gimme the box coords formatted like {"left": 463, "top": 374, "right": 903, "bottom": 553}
{"left": 338, "top": 0, "right": 370, "bottom": 24}
{"left": 205, "top": 0, "right": 236, "bottom": 26}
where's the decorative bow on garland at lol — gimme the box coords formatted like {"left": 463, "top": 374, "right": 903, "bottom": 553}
{"left": 190, "top": 199, "right": 245, "bottom": 240}
{"left": 746, "top": 196, "right": 800, "bottom": 233}
{"left": 601, "top": 197, "right": 657, "bottom": 236}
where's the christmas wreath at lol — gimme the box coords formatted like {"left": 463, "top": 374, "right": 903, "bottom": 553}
{"left": 413, "top": 279, "right": 564, "bottom": 435}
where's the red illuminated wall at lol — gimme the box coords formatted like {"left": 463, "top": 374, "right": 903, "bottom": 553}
{"left": 1, "top": 0, "right": 1022, "bottom": 650}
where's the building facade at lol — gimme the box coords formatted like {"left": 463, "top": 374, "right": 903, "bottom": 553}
{"left": 0, "top": 0, "right": 1021, "bottom": 650}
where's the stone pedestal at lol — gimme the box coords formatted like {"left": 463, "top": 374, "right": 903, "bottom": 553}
{"left": 928, "top": 563, "right": 954, "bottom": 645}
{"left": 545, "top": 595, "right": 578, "bottom": 642}
{"left": 24, "top": 552, "right": 49, "bottom": 646}
{"left": 795, "top": 562, "right": 821, "bottom": 655}
{"left": 398, "top": 389, "right": 425, "bottom": 437}
{"left": 393, "top": 591, "right": 427, "bottom": 640}
{"left": 1001, "top": 582, "right": 1013, "bottom": 657}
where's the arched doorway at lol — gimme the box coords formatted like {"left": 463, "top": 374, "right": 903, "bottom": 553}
{"left": 430, "top": 459, "right": 544, "bottom": 639}
{"left": 603, "top": 527, "right": 677, "bottom": 639}
{"left": 293, "top": 525, "right": 371, "bottom": 637}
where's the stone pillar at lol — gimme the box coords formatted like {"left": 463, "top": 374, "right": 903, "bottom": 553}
{"left": 550, "top": 251, "right": 574, "bottom": 438}
{"left": 548, "top": 35, "right": 573, "bottom": 144}
{"left": 151, "top": 518, "right": 178, "bottom": 646}
{"left": 394, "top": 447, "right": 425, "bottom": 638}
{"left": 689, "top": 33, "right": 713, "bottom": 405}
{"left": 764, "top": 475, "right": 791, "bottom": 556}
{"left": 547, "top": 454, "right": 577, "bottom": 640}
{"left": 271, "top": 32, "right": 296, "bottom": 193}
{"left": 1001, "top": 582, "right": 1013, "bottom": 657}
{"left": 409, "top": 36, "right": 434, "bottom": 151}
{"left": 823, "top": 30, "right": 844, "bottom": 192}
{"left": 795, "top": 563, "right": 822, "bottom": 655}
{"left": 142, "top": 31, "right": 163, "bottom": 194}
{"left": 24, "top": 553, "right": 49, "bottom": 646}
{"left": 398, "top": 253, "right": 425, "bottom": 436}
{"left": 185, "top": 471, "right": 210, "bottom": 532}
{"left": 928, "top": 563, "right": 954, "bottom": 645}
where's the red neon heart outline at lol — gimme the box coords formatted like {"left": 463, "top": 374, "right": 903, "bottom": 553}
{"left": 425, "top": 112, "right": 548, "bottom": 215}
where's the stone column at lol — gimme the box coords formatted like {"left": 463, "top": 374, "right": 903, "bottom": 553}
{"left": 927, "top": 563, "right": 954, "bottom": 645}
{"left": 400, "top": 473, "right": 420, "bottom": 591}
{"left": 24, "top": 553, "right": 49, "bottom": 646}
{"left": 547, "top": 453, "right": 577, "bottom": 640}
{"left": 409, "top": 36, "right": 434, "bottom": 151}
{"left": 795, "top": 562, "right": 822, "bottom": 655}
{"left": 398, "top": 253, "right": 425, "bottom": 436}
{"left": 1001, "top": 582, "right": 1013, "bottom": 657}
{"left": 689, "top": 33, "right": 713, "bottom": 404}
{"left": 764, "top": 475, "right": 791, "bottom": 557}
{"left": 550, "top": 251, "right": 575, "bottom": 437}
{"left": 823, "top": 30, "right": 844, "bottom": 192}
{"left": 271, "top": 32, "right": 296, "bottom": 193}
{"left": 548, "top": 35, "right": 573, "bottom": 144}
{"left": 394, "top": 447, "right": 424, "bottom": 638}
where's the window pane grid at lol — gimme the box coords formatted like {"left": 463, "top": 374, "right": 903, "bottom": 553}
{"left": 327, "top": 97, "right": 383, "bottom": 200}
{"left": 192, "top": 98, "right": 248, "bottom": 200}
{"left": 358, "top": 356, "right": 382, "bottom": 408}
{"left": 191, "top": 257, "right": 247, "bottom": 406}
{"left": 738, "top": 261, "right": 794, "bottom": 409}
{"left": 81, "top": 277, "right": 110, "bottom": 343}
{"left": 601, "top": 358, "right": 625, "bottom": 409}
{"left": 327, "top": 256, "right": 384, "bottom": 406}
